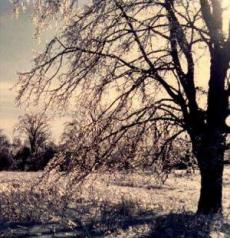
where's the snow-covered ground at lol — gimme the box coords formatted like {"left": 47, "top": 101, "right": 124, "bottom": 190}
{"left": 0, "top": 167, "right": 229, "bottom": 237}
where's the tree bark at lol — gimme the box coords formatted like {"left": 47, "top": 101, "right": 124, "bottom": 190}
{"left": 198, "top": 160, "right": 224, "bottom": 214}
{"left": 194, "top": 131, "right": 225, "bottom": 214}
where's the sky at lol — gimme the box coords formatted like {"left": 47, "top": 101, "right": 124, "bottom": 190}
{"left": 0, "top": 0, "right": 76, "bottom": 141}
{"left": 0, "top": 0, "right": 229, "bottom": 141}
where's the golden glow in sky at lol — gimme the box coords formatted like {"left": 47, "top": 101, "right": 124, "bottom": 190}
{"left": 223, "top": 0, "right": 230, "bottom": 35}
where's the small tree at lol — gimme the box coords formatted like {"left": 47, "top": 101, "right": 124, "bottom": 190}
{"left": 15, "top": 113, "right": 51, "bottom": 154}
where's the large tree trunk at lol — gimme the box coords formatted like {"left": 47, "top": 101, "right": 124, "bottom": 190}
{"left": 193, "top": 131, "right": 225, "bottom": 214}
{"left": 198, "top": 157, "right": 224, "bottom": 214}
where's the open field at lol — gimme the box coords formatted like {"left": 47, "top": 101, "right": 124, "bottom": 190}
{"left": 0, "top": 167, "right": 230, "bottom": 237}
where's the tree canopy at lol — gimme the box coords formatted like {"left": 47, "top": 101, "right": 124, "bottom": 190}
{"left": 15, "top": 0, "right": 230, "bottom": 133}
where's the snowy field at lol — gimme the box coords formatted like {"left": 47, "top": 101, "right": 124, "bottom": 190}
{"left": 0, "top": 166, "right": 230, "bottom": 237}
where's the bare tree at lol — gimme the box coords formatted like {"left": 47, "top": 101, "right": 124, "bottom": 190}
{"left": 15, "top": 113, "right": 51, "bottom": 154}
{"left": 13, "top": 0, "right": 230, "bottom": 214}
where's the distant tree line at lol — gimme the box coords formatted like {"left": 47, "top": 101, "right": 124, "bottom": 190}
{"left": 0, "top": 111, "right": 198, "bottom": 173}
{"left": 1, "top": 111, "right": 229, "bottom": 174}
